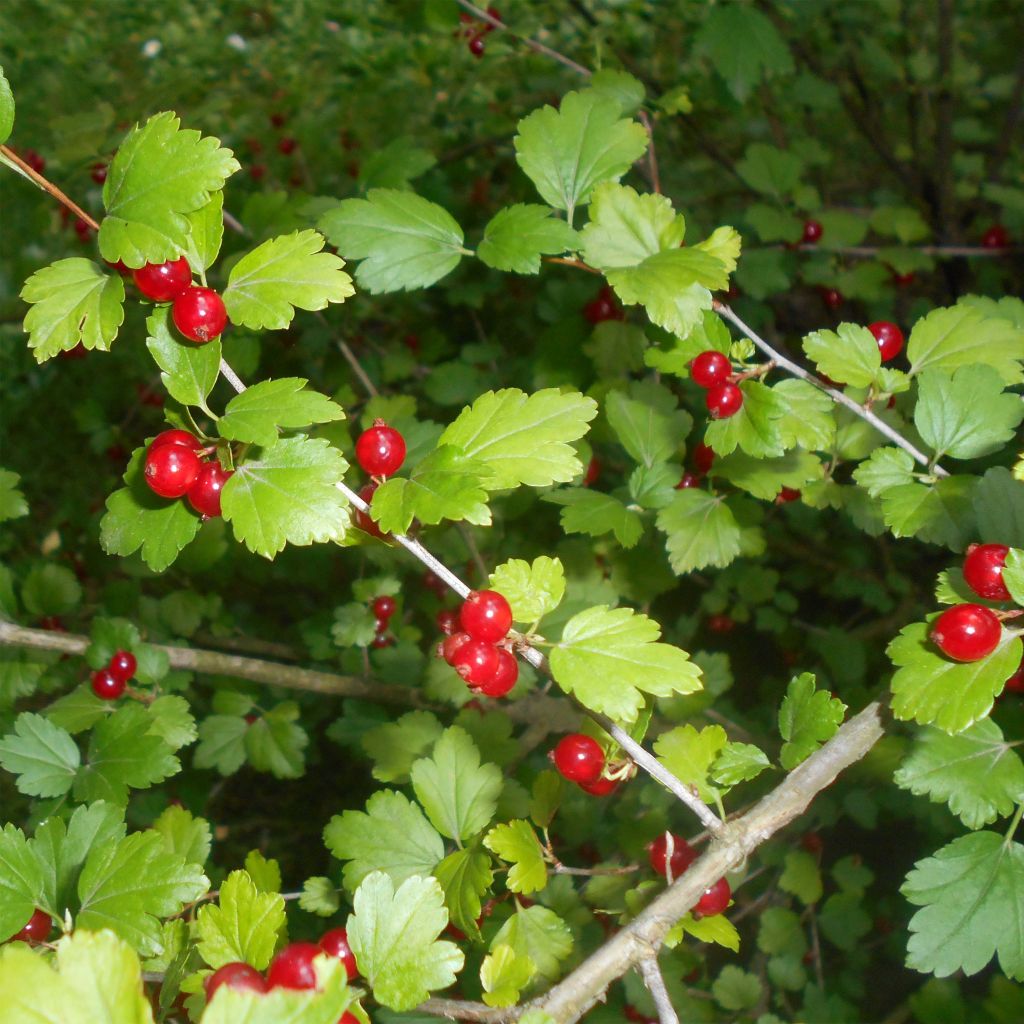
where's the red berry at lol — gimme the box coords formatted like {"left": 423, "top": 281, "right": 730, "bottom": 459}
{"left": 648, "top": 832, "right": 697, "bottom": 880}
{"left": 21, "top": 148, "right": 46, "bottom": 174}
{"left": 91, "top": 163, "right": 107, "bottom": 185}
{"left": 891, "top": 270, "right": 916, "bottom": 288}
{"left": 278, "top": 137, "right": 298, "bottom": 155}
{"left": 267, "top": 942, "right": 322, "bottom": 991}
{"left": 802, "top": 219, "right": 823, "bottom": 244}
{"left": 485, "top": 6, "right": 502, "bottom": 25}
{"left": 151, "top": 429, "right": 201, "bottom": 452}
{"left": 676, "top": 472, "right": 700, "bottom": 489}
{"left": 476, "top": 648, "right": 518, "bottom": 697}
{"left": 270, "top": 112, "right": 287, "bottom": 129}
{"left": 187, "top": 462, "right": 233, "bottom": 519}
{"left": 353, "top": 482, "right": 385, "bottom": 538}
{"left": 981, "top": 224, "right": 1010, "bottom": 249}
{"left": 372, "top": 595, "right": 396, "bottom": 620}
{"left": 694, "top": 877, "right": 731, "bottom": 916}
{"left": 706, "top": 382, "right": 743, "bottom": 419}
{"left": 468, "top": 34, "right": 485, "bottom": 57}
{"left": 963, "top": 543, "right": 1011, "bottom": 602}
{"left": 821, "top": 287, "right": 843, "bottom": 310}
{"left": 451, "top": 639, "right": 501, "bottom": 687}
{"left": 108, "top": 650, "right": 137, "bottom": 683}
{"left": 707, "top": 613, "right": 734, "bottom": 634}
{"left": 459, "top": 590, "right": 513, "bottom": 643}
{"left": 38, "top": 616, "right": 66, "bottom": 632}
{"left": 583, "top": 286, "right": 623, "bottom": 324}
{"left": 800, "top": 832, "right": 823, "bottom": 856}
{"left": 133, "top": 258, "right": 192, "bottom": 302}
{"left": 868, "top": 321, "right": 904, "bottom": 362}
{"left": 74, "top": 218, "right": 94, "bottom": 242}
{"left": 172, "top": 287, "right": 228, "bottom": 343}
{"left": 371, "top": 631, "right": 394, "bottom": 649}
{"left": 776, "top": 487, "right": 801, "bottom": 504}
{"left": 91, "top": 668, "right": 125, "bottom": 700}
{"left": 583, "top": 456, "right": 601, "bottom": 487}
{"left": 442, "top": 631, "right": 473, "bottom": 665}
{"left": 690, "top": 350, "right": 732, "bottom": 389}
{"left": 205, "top": 962, "right": 268, "bottom": 1000}
{"left": 249, "top": 164, "right": 267, "bottom": 181}
{"left": 1004, "top": 656, "right": 1024, "bottom": 694}
{"left": 551, "top": 734, "right": 605, "bottom": 785}
{"left": 145, "top": 443, "right": 201, "bottom": 498}
{"left": 319, "top": 928, "right": 357, "bottom": 979}
{"left": 930, "top": 604, "right": 1002, "bottom": 662}
{"left": 578, "top": 775, "right": 619, "bottom": 796}
{"left": 693, "top": 442, "right": 715, "bottom": 475}
{"left": 10, "top": 908, "right": 52, "bottom": 944}
{"left": 338, "top": 1015, "right": 358, "bottom": 1024}
{"left": 355, "top": 421, "right": 406, "bottom": 477}
{"left": 437, "top": 609, "right": 460, "bottom": 635}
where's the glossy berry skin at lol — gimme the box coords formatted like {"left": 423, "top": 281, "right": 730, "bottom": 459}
{"left": 930, "top": 604, "right": 1002, "bottom": 662}
{"left": 172, "top": 287, "right": 228, "bottom": 343}
{"left": 676, "top": 472, "right": 700, "bottom": 489}
{"left": 319, "top": 928, "right": 357, "bottom": 980}
{"left": 108, "top": 650, "right": 137, "bottom": 683}
{"left": 582, "top": 457, "right": 601, "bottom": 487}
{"left": 648, "top": 832, "right": 697, "bottom": 879}
{"left": 579, "top": 775, "right": 619, "bottom": 796}
{"left": 373, "top": 595, "right": 396, "bottom": 621}
{"left": 551, "top": 734, "right": 605, "bottom": 785}
{"left": 821, "top": 287, "right": 843, "bottom": 310}
{"left": 982, "top": 224, "right": 1010, "bottom": 249}
{"left": 868, "top": 321, "right": 905, "bottom": 362}
{"left": 353, "top": 482, "right": 385, "bottom": 538}
{"left": 693, "top": 442, "right": 715, "bottom": 476}
{"left": 690, "top": 350, "right": 731, "bottom": 389}
{"left": 187, "top": 463, "right": 233, "bottom": 519}
{"left": 451, "top": 639, "right": 501, "bottom": 687}
{"left": 91, "top": 668, "right": 125, "bottom": 700}
{"left": 706, "top": 382, "right": 743, "bottom": 420}
{"left": 460, "top": 590, "right": 513, "bottom": 643}
{"left": 442, "top": 631, "right": 473, "bottom": 665}
{"left": 205, "top": 962, "right": 268, "bottom": 1000}
{"left": 267, "top": 942, "right": 322, "bottom": 991}
{"left": 695, "top": 877, "right": 731, "bottom": 916}
{"left": 437, "top": 609, "right": 460, "bottom": 635}
{"left": 476, "top": 648, "right": 518, "bottom": 697}
{"left": 777, "top": 487, "right": 801, "bottom": 504}
{"left": 468, "top": 33, "right": 485, "bottom": 56}
{"left": 11, "top": 908, "right": 52, "bottom": 944}
{"left": 355, "top": 422, "right": 406, "bottom": 477}
{"left": 151, "top": 429, "right": 200, "bottom": 452}
{"left": 963, "top": 543, "right": 1011, "bottom": 601}
{"left": 145, "top": 443, "right": 202, "bottom": 498}
{"left": 801, "top": 219, "right": 823, "bottom": 243}
{"left": 133, "top": 258, "right": 192, "bottom": 302}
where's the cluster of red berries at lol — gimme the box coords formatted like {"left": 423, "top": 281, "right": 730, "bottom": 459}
{"left": 90, "top": 648, "right": 137, "bottom": 700}
{"left": 550, "top": 733, "right": 620, "bottom": 796}
{"left": 930, "top": 545, "right": 1020, "bottom": 683}
{"left": 438, "top": 589, "right": 519, "bottom": 697}
{"left": 583, "top": 285, "right": 625, "bottom": 325}
{"left": 370, "top": 595, "right": 396, "bottom": 649}
{"left": 133, "top": 256, "right": 228, "bottom": 344}
{"left": 143, "top": 430, "right": 232, "bottom": 519}
{"left": 689, "top": 350, "right": 743, "bottom": 420}
{"left": 352, "top": 420, "right": 406, "bottom": 538}
{"left": 647, "top": 832, "right": 731, "bottom": 916}
{"left": 204, "top": 929, "right": 357, "bottom": 1020}
{"left": 456, "top": 6, "right": 501, "bottom": 58}
{"left": 5, "top": 908, "right": 52, "bottom": 945}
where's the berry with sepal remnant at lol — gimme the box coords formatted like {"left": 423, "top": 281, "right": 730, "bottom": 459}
{"left": 930, "top": 603, "right": 1001, "bottom": 662}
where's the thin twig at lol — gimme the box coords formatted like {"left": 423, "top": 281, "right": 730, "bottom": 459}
{"left": 313, "top": 311, "right": 380, "bottom": 398}
{"left": 772, "top": 243, "right": 1018, "bottom": 257}
{"left": 219, "top": 359, "right": 247, "bottom": 395}
{"left": 638, "top": 956, "right": 680, "bottom": 1024}
{"left": 637, "top": 110, "right": 661, "bottom": 194}
{"left": 0, "top": 144, "right": 100, "bottom": 230}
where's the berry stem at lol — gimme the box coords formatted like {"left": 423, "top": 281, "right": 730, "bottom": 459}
{"left": 0, "top": 143, "right": 101, "bottom": 231}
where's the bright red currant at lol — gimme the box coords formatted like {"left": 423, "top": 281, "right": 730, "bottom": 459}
{"left": 91, "top": 668, "right": 125, "bottom": 700}
{"left": 187, "top": 462, "right": 232, "bottom": 519}
{"left": 777, "top": 487, "right": 801, "bottom": 504}
{"left": 451, "top": 639, "right": 501, "bottom": 687}
{"left": 267, "top": 942, "right": 322, "bottom": 991}
{"left": 205, "top": 962, "right": 268, "bottom": 1000}
{"left": 150, "top": 429, "right": 200, "bottom": 452}
{"left": 579, "top": 775, "right": 619, "bottom": 796}
{"left": 353, "top": 482, "right": 385, "bottom": 538}
{"left": 694, "top": 877, "right": 731, "bottom": 916}
{"left": 868, "top": 321, "right": 904, "bottom": 362}
{"left": 133, "top": 258, "right": 192, "bottom": 302}
{"left": 476, "top": 648, "right": 518, "bottom": 697}
{"left": 690, "top": 350, "right": 731, "bottom": 389}
{"left": 648, "top": 832, "right": 697, "bottom": 879}
{"left": 108, "top": 650, "right": 137, "bottom": 683}
{"left": 10, "top": 908, "right": 52, "bottom": 944}
{"left": 676, "top": 472, "right": 700, "bottom": 489}
{"left": 706, "top": 382, "right": 743, "bottom": 419}
{"left": 460, "top": 590, "right": 512, "bottom": 643}
{"left": 355, "top": 421, "right": 406, "bottom": 477}
{"left": 982, "top": 224, "right": 1010, "bottom": 249}
{"left": 145, "top": 442, "right": 201, "bottom": 499}
{"left": 802, "top": 219, "right": 823, "bottom": 244}
{"left": 1005, "top": 656, "right": 1024, "bottom": 694}
{"left": 821, "top": 287, "right": 843, "bottom": 310}
{"left": 442, "top": 631, "right": 473, "bottom": 664}
{"left": 583, "top": 286, "right": 623, "bottom": 325}
{"left": 963, "top": 543, "right": 1011, "bottom": 602}
{"left": 172, "top": 287, "right": 228, "bottom": 343}
{"left": 437, "top": 609, "right": 460, "bottom": 635}
{"left": 319, "top": 928, "right": 357, "bottom": 979}
{"left": 930, "top": 604, "right": 1001, "bottom": 662}
{"left": 583, "top": 456, "right": 601, "bottom": 487}
{"left": 551, "top": 734, "right": 605, "bottom": 785}
{"left": 468, "top": 34, "right": 485, "bottom": 56}
{"left": 373, "top": 595, "right": 396, "bottom": 621}
{"left": 693, "top": 442, "right": 715, "bottom": 475}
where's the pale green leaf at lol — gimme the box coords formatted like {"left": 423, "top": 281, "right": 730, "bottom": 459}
{"left": 704, "top": 381, "right": 787, "bottom": 458}
{"left": 144, "top": 306, "right": 220, "bottom": 410}
{"left": 778, "top": 673, "right": 845, "bottom": 770}
{"left": 543, "top": 489, "right": 644, "bottom": 548}
{"left": 711, "top": 742, "right": 771, "bottom": 786}
{"left": 0, "top": 712, "right": 80, "bottom": 798}
{"left": 481, "top": 944, "right": 536, "bottom": 1008}
{"left": 218, "top": 378, "right": 346, "bottom": 447}
{"left": 180, "top": 190, "right": 224, "bottom": 273}
{"left": 656, "top": 490, "right": 744, "bottom": 573}
{"left": 654, "top": 724, "right": 727, "bottom": 803}
{"left": 196, "top": 869, "right": 285, "bottom": 970}
{"left": 908, "top": 304, "right": 1024, "bottom": 386}
{"left": 579, "top": 182, "right": 684, "bottom": 269}
{"left": 491, "top": 904, "right": 573, "bottom": 981}
{"left": 489, "top": 557, "right": 565, "bottom": 623}
{"left": 477, "top": 204, "right": 578, "bottom": 274}
{"left": 483, "top": 820, "right": 547, "bottom": 894}
{"left": 803, "top": 323, "right": 882, "bottom": 389}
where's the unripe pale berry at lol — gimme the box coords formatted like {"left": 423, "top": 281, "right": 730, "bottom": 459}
{"left": 133, "top": 258, "right": 192, "bottom": 302}
{"left": 145, "top": 443, "right": 201, "bottom": 498}
{"left": 962, "top": 543, "right": 1011, "bottom": 602}
{"left": 172, "top": 286, "right": 228, "bottom": 343}
{"left": 551, "top": 734, "right": 605, "bottom": 785}
{"left": 930, "top": 603, "right": 1001, "bottom": 662}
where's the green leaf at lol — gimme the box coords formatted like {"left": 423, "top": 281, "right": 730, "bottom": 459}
{"left": 299, "top": 876, "right": 340, "bottom": 917}
{"left": 513, "top": 90, "right": 648, "bottom": 221}
{"left": 0, "top": 713, "right": 80, "bottom": 798}
{"left": 549, "top": 604, "right": 702, "bottom": 723}
{"left": 244, "top": 702, "right": 308, "bottom": 778}
{"left": 358, "top": 135, "right": 436, "bottom": 190}
{"left": 778, "top": 673, "right": 845, "bottom": 770}
{"left": 21, "top": 563, "right": 82, "bottom": 617}
{"left": 889, "top": 622, "right": 1022, "bottom": 734}
{"left": 894, "top": 720, "right": 1024, "bottom": 830}
{"left": 20, "top": 258, "right": 125, "bottom": 362}
{"left": 481, "top": 944, "right": 536, "bottom": 1008}
{"left": 853, "top": 447, "right": 916, "bottom": 497}
{"left": 0, "top": 64, "right": 14, "bottom": 145}
{"left": 151, "top": 804, "right": 210, "bottom": 866}
{"left": 371, "top": 446, "right": 491, "bottom": 534}
{"left": 780, "top": 850, "right": 823, "bottom": 905}
{"left": 194, "top": 715, "right": 249, "bottom": 776}
{"left": 100, "top": 448, "right": 201, "bottom": 572}
{"left": 196, "top": 869, "right": 285, "bottom": 970}
{"left": 657, "top": 490, "right": 743, "bottom": 573}
{"left": 803, "top": 323, "right": 882, "bottom": 389}
{"left": 736, "top": 143, "right": 803, "bottom": 197}
{"left": 0, "top": 469, "right": 28, "bottom": 523}
{"left": 147, "top": 695, "right": 197, "bottom": 752}
{"left": 773, "top": 379, "right": 837, "bottom": 452}
{"left": 712, "top": 965, "right": 764, "bottom": 1011}
{"left": 711, "top": 742, "right": 771, "bottom": 786}
{"left": 483, "top": 820, "right": 547, "bottom": 895}
{"left": 219, "top": 378, "right": 346, "bottom": 447}
{"left": 222, "top": 436, "right": 349, "bottom": 558}
{"left": 477, "top": 205, "right": 578, "bottom": 274}
{"left": 433, "top": 847, "right": 493, "bottom": 941}
{"left": 586, "top": 68, "right": 645, "bottom": 116}
{"left": 914, "top": 366, "right": 1023, "bottom": 460}
{"left": 99, "top": 111, "right": 240, "bottom": 267}
{"left": 579, "top": 183, "right": 685, "bottom": 270}
{"left": 605, "top": 388, "right": 690, "bottom": 467}
{"left": 244, "top": 850, "right": 281, "bottom": 894}
{"left": 318, "top": 189, "right": 465, "bottom": 293}
{"left": 655, "top": 724, "right": 727, "bottom": 803}
{"left": 77, "top": 830, "right": 209, "bottom": 956}
{"left": 491, "top": 904, "right": 573, "bottom": 981}
{"left": 908, "top": 304, "right": 1024, "bottom": 386}
{"left": 144, "top": 306, "right": 220, "bottom": 411}
{"left": 696, "top": 6, "right": 793, "bottom": 101}
{"left": 324, "top": 789, "right": 445, "bottom": 891}
{"left": 181, "top": 190, "right": 224, "bottom": 273}
{"left": 362, "top": 711, "right": 444, "bottom": 784}
{"left": 543, "top": 489, "right": 643, "bottom": 548}
{"left": 0, "top": 825, "right": 45, "bottom": 941}
{"left": 439, "top": 388, "right": 598, "bottom": 490}
{"left": 902, "top": 832, "right": 1024, "bottom": 980}
{"left": 332, "top": 603, "right": 379, "bottom": 649}
{"left": 704, "top": 381, "right": 787, "bottom": 458}
{"left": 223, "top": 229, "right": 354, "bottom": 330}
{"left": 975, "top": 467, "right": 1024, "bottom": 548}
{"left": 880, "top": 476, "right": 977, "bottom": 551}
{"left": 411, "top": 727, "right": 503, "bottom": 842}
{"left": 347, "top": 872, "right": 463, "bottom": 1011}
{"left": 712, "top": 450, "right": 822, "bottom": 501}
{"left": 489, "top": 557, "right": 565, "bottom": 623}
